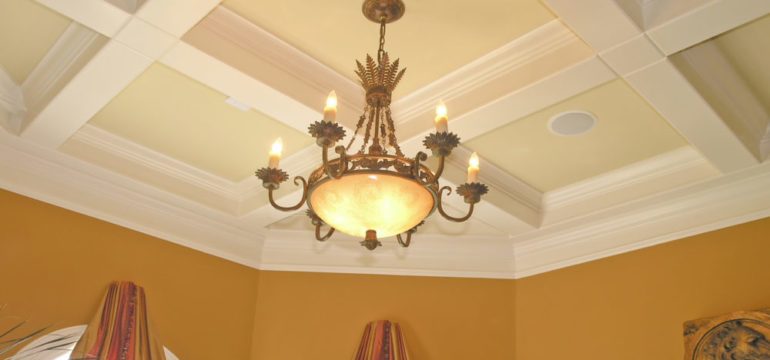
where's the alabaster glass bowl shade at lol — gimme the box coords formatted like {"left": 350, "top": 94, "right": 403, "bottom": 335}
{"left": 309, "top": 173, "right": 435, "bottom": 238}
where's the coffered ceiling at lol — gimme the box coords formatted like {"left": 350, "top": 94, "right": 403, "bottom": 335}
{"left": 1, "top": 0, "right": 769, "bottom": 279}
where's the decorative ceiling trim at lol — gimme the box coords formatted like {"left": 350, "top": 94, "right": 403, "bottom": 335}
{"left": 626, "top": 59, "right": 759, "bottom": 172}
{"left": 36, "top": 0, "right": 131, "bottom": 37}
{"left": 21, "top": 22, "right": 105, "bottom": 129}
{"left": 546, "top": 0, "right": 765, "bottom": 174}
{"left": 0, "top": 66, "right": 25, "bottom": 133}
{"left": 673, "top": 41, "right": 770, "bottom": 161}
{"left": 514, "top": 162, "right": 770, "bottom": 277}
{"left": 160, "top": 42, "right": 323, "bottom": 135}
{"left": 541, "top": 146, "right": 718, "bottom": 224}
{"left": 447, "top": 146, "right": 542, "bottom": 227}
{"left": 0, "top": 129, "right": 262, "bottom": 269}
{"left": 69, "top": 124, "right": 240, "bottom": 201}
{"left": 190, "top": 6, "right": 362, "bottom": 125}
{"left": 646, "top": 0, "right": 770, "bottom": 55}
{"left": 260, "top": 230, "right": 515, "bottom": 279}
{"left": 20, "top": 40, "right": 152, "bottom": 148}
{"left": 391, "top": 19, "right": 580, "bottom": 124}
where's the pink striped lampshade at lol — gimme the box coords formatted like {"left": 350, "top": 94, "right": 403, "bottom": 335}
{"left": 354, "top": 320, "right": 409, "bottom": 360}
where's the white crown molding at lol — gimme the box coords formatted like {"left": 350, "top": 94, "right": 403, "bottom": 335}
{"left": 673, "top": 41, "right": 770, "bottom": 161}
{"left": 21, "top": 22, "right": 105, "bottom": 129}
{"left": 646, "top": 0, "right": 770, "bottom": 55}
{"left": 260, "top": 230, "right": 515, "bottom": 279}
{"left": 390, "top": 20, "right": 578, "bottom": 123}
{"left": 513, "top": 162, "right": 770, "bottom": 278}
{"left": 0, "top": 66, "right": 25, "bottom": 134}
{"left": 0, "top": 129, "right": 262, "bottom": 268}
{"left": 542, "top": 146, "right": 718, "bottom": 223}
{"left": 70, "top": 124, "right": 240, "bottom": 200}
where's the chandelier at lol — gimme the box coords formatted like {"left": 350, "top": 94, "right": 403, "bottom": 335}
{"left": 255, "top": 0, "right": 488, "bottom": 250}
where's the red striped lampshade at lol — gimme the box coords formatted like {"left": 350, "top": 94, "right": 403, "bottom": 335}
{"left": 354, "top": 320, "right": 409, "bottom": 360}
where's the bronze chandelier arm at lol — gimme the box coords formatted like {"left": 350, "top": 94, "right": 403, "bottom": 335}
{"left": 436, "top": 186, "right": 475, "bottom": 222}
{"left": 432, "top": 155, "right": 446, "bottom": 180}
{"left": 396, "top": 232, "right": 412, "bottom": 247}
{"left": 268, "top": 176, "right": 308, "bottom": 211}
{"left": 322, "top": 145, "right": 349, "bottom": 179}
{"left": 314, "top": 222, "right": 335, "bottom": 242}
{"left": 412, "top": 151, "right": 428, "bottom": 178}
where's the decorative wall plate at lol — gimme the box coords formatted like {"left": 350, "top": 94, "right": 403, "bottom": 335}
{"left": 684, "top": 309, "right": 770, "bottom": 360}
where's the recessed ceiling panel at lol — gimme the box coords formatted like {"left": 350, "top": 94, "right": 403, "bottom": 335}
{"left": 714, "top": 14, "right": 770, "bottom": 113}
{"left": 466, "top": 79, "right": 687, "bottom": 192}
{"left": 222, "top": 0, "right": 555, "bottom": 95}
{"left": 0, "top": 0, "right": 71, "bottom": 83}
{"left": 86, "top": 63, "right": 314, "bottom": 182}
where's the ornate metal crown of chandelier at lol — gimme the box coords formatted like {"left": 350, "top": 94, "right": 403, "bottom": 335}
{"left": 255, "top": 0, "right": 488, "bottom": 250}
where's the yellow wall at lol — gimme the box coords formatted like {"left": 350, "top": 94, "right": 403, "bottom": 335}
{"left": 250, "top": 271, "right": 515, "bottom": 360}
{"left": 0, "top": 190, "right": 261, "bottom": 360}
{"left": 4, "top": 187, "right": 770, "bottom": 360}
{"left": 515, "top": 216, "right": 770, "bottom": 360}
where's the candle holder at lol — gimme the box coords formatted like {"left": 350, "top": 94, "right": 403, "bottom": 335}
{"left": 255, "top": 167, "right": 289, "bottom": 190}
{"left": 423, "top": 132, "right": 461, "bottom": 157}
{"left": 457, "top": 182, "right": 489, "bottom": 204}
{"left": 309, "top": 120, "right": 346, "bottom": 147}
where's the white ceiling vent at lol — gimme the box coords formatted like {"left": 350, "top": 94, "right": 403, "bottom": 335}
{"left": 548, "top": 111, "right": 597, "bottom": 136}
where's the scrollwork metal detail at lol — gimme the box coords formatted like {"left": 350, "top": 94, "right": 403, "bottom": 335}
{"left": 267, "top": 176, "right": 308, "bottom": 211}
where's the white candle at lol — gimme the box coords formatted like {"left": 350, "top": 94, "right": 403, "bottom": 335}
{"left": 434, "top": 100, "right": 448, "bottom": 133}
{"left": 323, "top": 90, "right": 337, "bottom": 123}
{"left": 467, "top": 152, "right": 480, "bottom": 183}
{"left": 268, "top": 138, "right": 283, "bottom": 168}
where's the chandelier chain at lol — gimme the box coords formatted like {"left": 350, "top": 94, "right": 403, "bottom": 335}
{"left": 378, "top": 17, "right": 387, "bottom": 64}
{"left": 385, "top": 109, "right": 404, "bottom": 156}
{"left": 359, "top": 107, "right": 376, "bottom": 154}
{"left": 346, "top": 110, "right": 368, "bottom": 152}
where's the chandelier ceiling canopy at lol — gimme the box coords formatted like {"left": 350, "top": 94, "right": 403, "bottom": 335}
{"left": 256, "top": 0, "right": 488, "bottom": 250}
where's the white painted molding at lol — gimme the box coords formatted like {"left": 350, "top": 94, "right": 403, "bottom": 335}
{"left": 647, "top": 0, "right": 770, "bottom": 55}
{"left": 193, "top": 6, "right": 361, "bottom": 117}
{"left": 514, "top": 162, "right": 770, "bottom": 278}
{"left": 0, "top": 130, "right": 263, "bottom": 268}
{"left": 673, "top": 41, "right": 770, "bottom": 160}
{"left": 21, "top": 41, "right": 152, "bottom": 148}
{"left": 543, "top": 0, "right": 642, "bottom": 51}
{"left": 161, "top": 42, "right": 321, "bottom": 135}
{"left": 446, "top": 146, "right": 542, "bottom": 228}
{"left": 625, "top": 59, "right": 759, "bottom": 173}
{"left": 36, "top": 0, "right": 132, "bottom": 37}
{"left": 261, "top": 230, "right": 515, "bottom": 279}
{"left": 542, "top": 146, "right": 718, "bottom": 222}
{"left": 0, "top": 65, "right": 25, "bottom": 133}
{"left": 391, "top": 20, "right": 578, "bottom": 124}
{"left": 70, "top": 124, "right": 240, "bottom": 200}
{"left": 21, "top": 22, "right": 105, "bottom": 128}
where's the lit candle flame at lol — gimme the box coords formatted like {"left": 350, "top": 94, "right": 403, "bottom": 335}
{"left": 469, "top": 152, "right": 479, "bottom": 169}
{"left": 435, "top": 100, "right": 447, "bottom": 118}
{"left": 270, "top": 138, "right": 283, "bottom": 156}
{"left": 325, "top": 90, "right": 337, "bottom": 110}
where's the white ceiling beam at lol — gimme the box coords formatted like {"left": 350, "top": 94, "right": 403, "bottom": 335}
{"left": 672, "top": 41, "right": 770, "bottom": 161}
{"left": 544, "top": 0, "right": 764, "bottom": 173}
{"left": 0, "top": 66, "right": 25, "bottom": 134}
{"left": 36, "top": 0, "right": 131, "bottom": 37}
{"left": 542, "top": 0, "right": 642, "bottom": 51}
{"left": 181, "top": 6, "right": 364, "bottom": 130}
{"left": 625, "top": 59, "right": 759, "bottom": 172}
{"left": 647, "top": 0, "right": 770, "bottom": 55}
{"left": 160, "top": 42, "right": 322, "bottom": 135}
{"left": 135, "top": 0, "right": 221, "bottom": 37}
{"left": 23, "top": 0, "right": 222, "bottom": 148}
{"left": 20, "top": 41, "right": 152, "bottom": 147}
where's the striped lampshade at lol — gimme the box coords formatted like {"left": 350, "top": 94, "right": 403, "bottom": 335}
{"left": 353, "top": 320, "right": 409, "bottom": 360}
